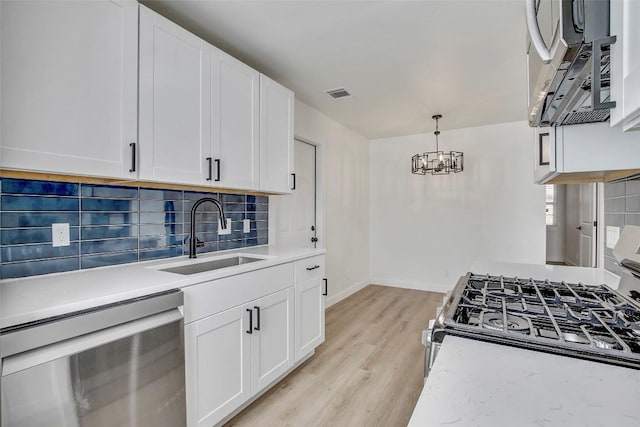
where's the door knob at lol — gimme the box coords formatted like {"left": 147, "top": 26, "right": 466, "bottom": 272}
{"left": 576, "top": 226, "right": 582, "bottom": 230}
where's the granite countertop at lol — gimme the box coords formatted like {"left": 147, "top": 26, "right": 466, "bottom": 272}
{"left": 408, "top": 336, "right": 640, "bottom": 427}
{"left": 0, "top": 245, "right": 325, "bottom": 329}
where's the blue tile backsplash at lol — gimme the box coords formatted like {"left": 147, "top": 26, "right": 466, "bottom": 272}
{"left": 0, "top": 178, "right": 268, "bottom": 279}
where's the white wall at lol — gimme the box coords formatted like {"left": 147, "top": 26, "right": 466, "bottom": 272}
{"left": 271, "top": 100, "right": 370, "bottom": 306}
{"left": 369, "top": 121, "right": 546, "bottom": 292}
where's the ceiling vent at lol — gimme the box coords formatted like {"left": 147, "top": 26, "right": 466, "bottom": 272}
{"left": 326, "top": 88, "right": 351, "bottom": 99}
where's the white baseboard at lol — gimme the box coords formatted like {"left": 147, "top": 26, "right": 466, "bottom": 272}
{"left": 369, "top": 277, "right": 451, "bottom": 293}
{"left": 326, "top": 279, "right": 369, "bottom": 307}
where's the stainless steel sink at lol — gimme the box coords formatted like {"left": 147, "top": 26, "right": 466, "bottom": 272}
{"left": 160, "top": 256, "right": 262, "bottom": 275}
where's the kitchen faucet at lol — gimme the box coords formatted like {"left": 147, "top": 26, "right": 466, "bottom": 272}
{"left": 189, "top": 197, "right": 227, "bottom": 258}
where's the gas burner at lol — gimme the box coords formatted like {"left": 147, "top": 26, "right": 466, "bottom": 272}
{"left": 562, "top": 332, "right": 590, "bottom": 345}
{"left": 482, "top": 313, "right": 529, "bottom": 333}
{"left": 592, "top": 335, "right": 622, "bottom": 350}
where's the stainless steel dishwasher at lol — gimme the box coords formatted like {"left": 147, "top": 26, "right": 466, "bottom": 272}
{"left": 0, "top": 289, "right": 185, "bottom": 427}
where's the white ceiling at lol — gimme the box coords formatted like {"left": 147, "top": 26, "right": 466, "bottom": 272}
{"left": 142, "top": 0, "right": 528, "bottom": 139}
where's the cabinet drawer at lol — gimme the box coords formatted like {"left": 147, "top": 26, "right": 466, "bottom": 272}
{"left": 183, "top": 263, "right": 294, "bottom": 324}
{"left": 294, "top": 255, "right": 325, "bottom": 284}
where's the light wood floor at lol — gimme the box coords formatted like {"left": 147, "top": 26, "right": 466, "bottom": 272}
{"left": 225, "top": 285, "right": 444, "bottom": 427}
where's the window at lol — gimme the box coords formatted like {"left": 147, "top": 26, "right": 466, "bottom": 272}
{"left": 545, "top": 185, "right": 556, "bottom": 226}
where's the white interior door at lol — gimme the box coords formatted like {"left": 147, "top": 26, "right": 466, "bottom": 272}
{"left": 578, "top": 183, "right": 597, "bottom": 267}
{"left": 273, "top": 140, "right": 317, "bottom": 248}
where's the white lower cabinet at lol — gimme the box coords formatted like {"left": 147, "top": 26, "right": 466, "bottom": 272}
{"left": 185, "top": 305, "right": 251, "bottom": 427}
{"left": 294, "top": 277, "right": 325, "bottom": 361}
{"left": 184, "top": 265, "right": 296, "bottom": 427}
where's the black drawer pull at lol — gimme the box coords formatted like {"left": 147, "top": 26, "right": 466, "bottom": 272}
{"left": 129, "top": 142, "right": 136, "bottom": 173}
{"left": 323, "top": 278, "right": 328, "bottom": 296}
{"left": 254, "top": 306, "right": 261, "bottom": 331}
{"left": 291, "top": 173, "right": 296, "bottom": 190}
{"left": 306, "top": 265, "right": 320, "bottom": 271}
{"left": 246, "top": 308, "right": 253, "bottom": 334}
{"left": 214, "top": 159, "right": 221, "bottom": 182}
{"left": 206, "top": 157, "right": 212, "bottom": 181}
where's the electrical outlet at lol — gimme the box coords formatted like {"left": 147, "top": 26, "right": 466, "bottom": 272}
{"left": 243, "top": 219, "right": 251, "bottom": 233}
{"left": 52, "top": 223, "right": 70, "bottom": 247}
{"left": 606, "top": 226, "right": 620, "bottom": 249}
{"left": 218, "top": 217, "right": 232, "bottom": 235}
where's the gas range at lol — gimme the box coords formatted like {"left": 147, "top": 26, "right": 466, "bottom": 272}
{"left": 423, "top": 225, "right": 640, "bottom": 378}
{"left": 431, "top": 272, "right": 640, "bottom": 369}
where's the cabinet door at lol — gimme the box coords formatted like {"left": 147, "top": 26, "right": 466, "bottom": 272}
{"left": 295, "top": 277, "right": 326, "bottom": 361}
{"left": 185, "top": 305, "right": 251, "bottom": 427}
{"left": 211, "top": 50, "right": 260, "bottom": 190}
{"left": 259, "top": 75, "right": 294, "bottom": 194}
{"left": 0, "top": 0, "right": 138, "bottom": 178}
{"left": 249, "top": 288, "right": 294, "bottom": 394}
{"left": 622, "top": 0, "right": 640, "bottom": 130}
{"left": 139, "top": 5, "right": 210, "bottom": 185}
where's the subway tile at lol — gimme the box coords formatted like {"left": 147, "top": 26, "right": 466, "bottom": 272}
{"left": 1, "top": 257, "right": 79, "bottom": 279}
{"left": 626, "top": 179, "right": 640, "bottom": 196}
{"left": 81, "top": 238, "right": 138, "bottom": 255}
{"left": 604, "top": 197, "right": 626, "bottom": 213}
{"left": 140, "top": 223, "right": 184, "bottom": 236}
{"left": 604, "top": 214, "right": 626, "bottom": 228}
{"left": 140, "top": 211, "right": 185, "bottom": 224}
{"left": 625, "top": 214, "right": 640, "bottom": 226}
{"left": 257, "top": 236, "right": 268, "bottom": 245}
{"left": 257, "top": 228, "right": 268, "bottom": 238}
{"left": 223, "top": 203, "right": 245, "bottom": 213}
{"left": 219, "top": 230, "right": 245, "bottom": 241}
{"left": 81, "top": 225, "right": 137, "bottom": 240}
{"left": 139, "top": 246, "right": 184, "bottom": 261}
{"left": 1, "top": 178, "right": 78, "bottom": 196}
{"left": 81, "top": 184, "right": 138, "bottom": 199}
{"left": 81, "top": 198, "right": 138, "bottom": 212}
{"left": 604, "top": 256, "right": 622, "bottom": 276}
{"left": 190, "top": 241, "right": 219, "bottom": 254}
{"left": 246, "top": 238, "right": 259, "bottom": 246}
{"left": 604, "top": 182, "right": 626, "bottom": 199}
{"left": 626, "top": 195, "right": 640, "bottom": 213}
{"left": 81, "top": 251, "right": 138, "bottom": 269}
{"left": 1, "top": 243, "right": 79, "bottom": 263}
{"left": 221, "top": 194, "right": 245, "bottom": 203}
{"left": 256, "top": 220, "right": 268, "bottom": 230}
{"left": 140, "top": 236, "right": 184, "bottom": 250}
{"left": 256, "top": 212, "right": 268, "bottom": 221}
{"left": 1, "top": 212, "right": 79, "bottom": 228}
{"left": 140, "top": 199, "right": 182, "bottom": 213}
{"left": 256, "top": 196, "right": 268, "bottom": 204}
{"left": 1, "top": 227, "right": 79, "bottom": 245}
{"left": 2, "top": 195, "right": 78, "bottom": 211}
{"left": 219, "top": 240, "right": 243, "bottom": 251}
{"left": 81, "top": 212, "right": 138, "bottom": 226}
{"left": 139, "top": 188, "right": 183, "bottom": 200}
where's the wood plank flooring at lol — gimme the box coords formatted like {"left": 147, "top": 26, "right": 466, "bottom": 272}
{"left": 225, "top": 285, "right": 444, "bottom": 427}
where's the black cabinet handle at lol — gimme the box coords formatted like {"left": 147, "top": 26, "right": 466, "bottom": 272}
{"left": 246, "top": 308, "right": 253, "bottom": 334}
{"left": 323, "top": 278, "right": 328, "bottom": 296}
{"left": 254, "top": 306, "right": 261, "bottom": 331}
{"left": 291, "top": 173, "right": 296, "bottom": 190}
{"left": 206, "top": 157, "right": 212, "bottom": 181}
{"left": 129, "top": 142, "right": 136, "bottom": 173}
{"left": 306, "top": 265, "right": 320, "bottom": 271}
{"left": 214, "top": 159, "right": 221, "bottom": 182}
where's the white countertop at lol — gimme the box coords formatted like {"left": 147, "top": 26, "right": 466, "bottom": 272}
{"left": 0, "top": 245, "right": 325, "bottom": 329}
{"left": 408, "top": 336, "right": 640, "bottom": 427}
{"left": 469, "top": 261, "right": 620, "bottom": 288}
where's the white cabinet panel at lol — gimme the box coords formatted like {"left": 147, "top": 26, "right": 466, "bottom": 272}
{"left": 0, "top": 0, "right": 138, "bottom": 178}
{"left": 185, "top": 305, "right": 251, "bottom": 427}
{"left": 622, "top": 0, "right": 640, "bottom": 130}
{"left": 211, "top": 51, "right": 260, "bottom": 190}
{"left": 139, "top": 5, "right": 210, "bottom": 185}
{"left": 295, "top": 277, "right": 325, "bottom": 361}
{"left": 249, "top": 288, "right": 294, "bottom": 394}
{"left": 259, "top": 75, "right": 294, "bottom": 194}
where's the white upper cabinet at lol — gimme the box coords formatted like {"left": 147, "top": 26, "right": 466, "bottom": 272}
{"left": 260, "top": 75, "right": 295, "bottom": 194}
{"left": 0, "top": 0, "right": 138, "bottom": 178}
{"left": 138, "top": 5, "right": 210, "bottom": 185}
{"left": 210, "top": 50, "right": 260, "bottom": 190}
{"left": 610, "top": 0, "right": 640, "bottom": 131}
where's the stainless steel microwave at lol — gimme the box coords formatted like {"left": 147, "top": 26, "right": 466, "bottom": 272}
{"left": 526, "top": 0, "right": 616, "bottom": 127}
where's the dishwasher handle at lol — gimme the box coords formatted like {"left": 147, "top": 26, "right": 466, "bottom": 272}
{"left": 2, "top": 308, "right": 183, "bottom": 377}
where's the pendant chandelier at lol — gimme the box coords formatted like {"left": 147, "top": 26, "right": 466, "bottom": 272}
{"left": 411, "top": 114, "right": 463, "bottom": 175}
